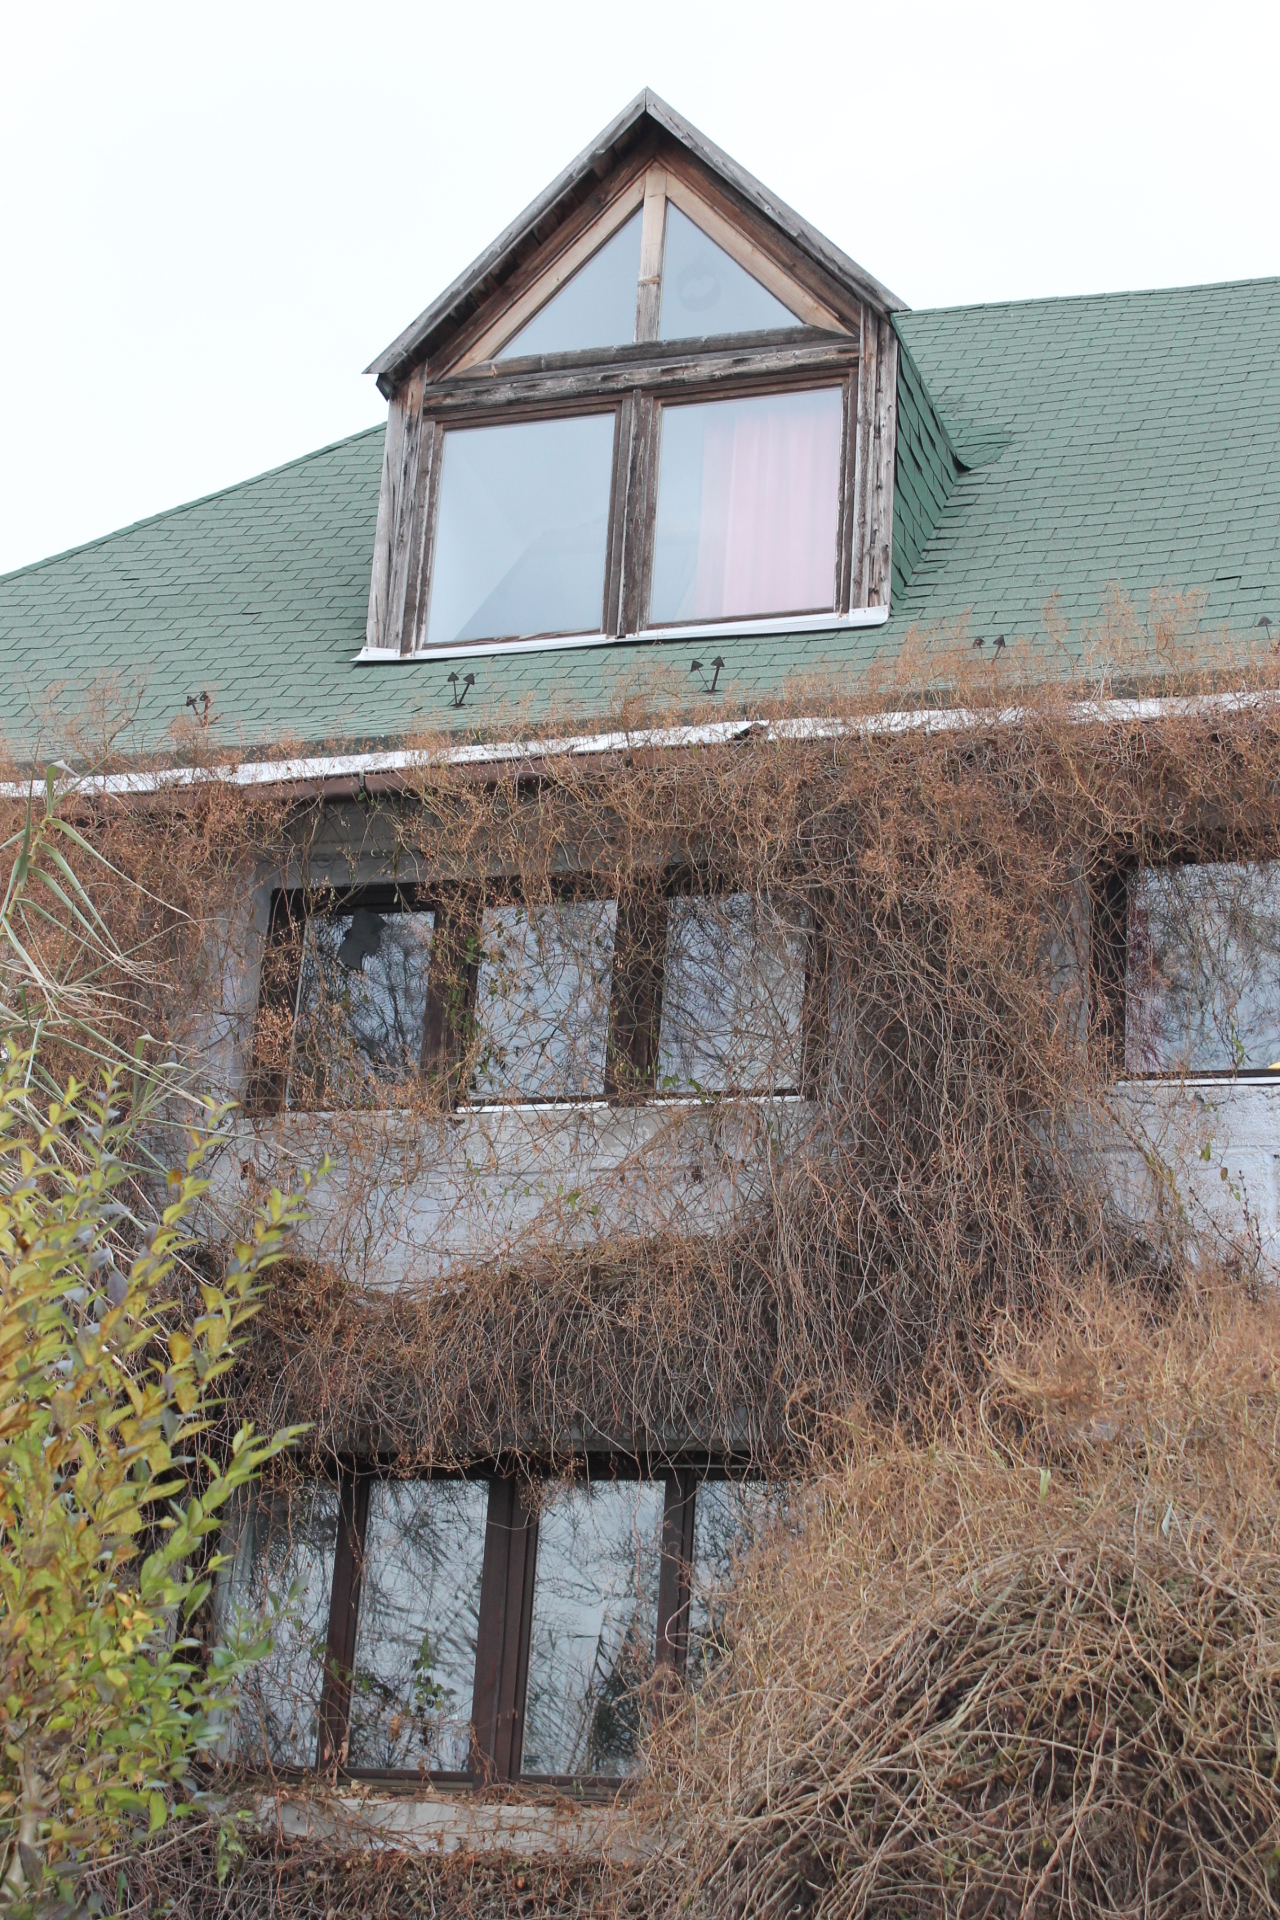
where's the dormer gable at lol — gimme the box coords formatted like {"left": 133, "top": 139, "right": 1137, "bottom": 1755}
{"left": 363, "top": 92, "right": 904, "bottom": 661}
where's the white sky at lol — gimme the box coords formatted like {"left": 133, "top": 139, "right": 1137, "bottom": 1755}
{"left": 2, "top": 0, "right": 1277, "bottom": 578}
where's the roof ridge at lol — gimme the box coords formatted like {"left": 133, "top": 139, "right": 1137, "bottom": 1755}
{"left": 906, "top": 273, "right": 1280, "bottom": 322}
{"left": 0, "top": 424, "right": 385, "bottom": 585}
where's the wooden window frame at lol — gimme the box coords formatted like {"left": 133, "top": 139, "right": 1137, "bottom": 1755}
{"left": 391, "top": 345, "right": 861, "bottom": 659}
{"left": 304, "top": 1457, "right": 745, "bottom": 1787}
{"left": 253, "top": 875, "right": 825, "bottom": 1115}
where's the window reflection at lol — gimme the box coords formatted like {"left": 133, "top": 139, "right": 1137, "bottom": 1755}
{"left": 1126, "top": 862, "right": 1280, "bottom": 1073}
{"left": 521, "top": 1479, "right": 664, "bottom": 1777}
{"left": 472, "top": 900, "right": 617, "bottom": 1102}
{"left": 215, "top": 1484, "right": 339, "bottom": 1768}
{"left": 657, "top": 894, "right": 807, "bottom": 1094}
{"left": 649, "top": 388, "right": 843, "bottom": 626}
{"left": 347, "top": 1480, "right": 488, "bottom": 1771}
{"left": 288, "top": 907, "right": 433, "bottom": 1110}
{"left": 686, "top": 1480, "right": 772, "bottom": 1690}
{"left": 425, "top": 415, "right": 616, "bottom": 647}
{"left": 498, "top": 211, "right": 642, "bottom": 359}
{"left": 659, "top": 204, "right": 800, "bottom": 340}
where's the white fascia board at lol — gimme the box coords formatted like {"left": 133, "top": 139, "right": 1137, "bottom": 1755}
{"left": 3, "top": 685, "right": 1273, "bottom": 802}
{"left": 352, "top": 605, "right": 891, "bottom": 667}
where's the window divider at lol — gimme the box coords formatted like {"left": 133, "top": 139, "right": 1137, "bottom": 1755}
{"left": 470, "top": 1473, "right": 539, "bottom": 1782}
{"left": 316, "top": 1464, "right": 371, "bottom": 1771}
{"left": 800, "top": 907, "right": 832, "bottom": 1096}
{"left": 655, "top": 1469, "right": 697, "bottom": 1696}
{"left": 420, "top": 891, "right": 483, "bottom": 1107}
{"left": 605, "top": 885, "right": 669, "bottom": 1101}
{"left": 246, "top": 891, "right": 306, "bottom": 1115}
{"left": 1090, "top": 861, "right": 1132, "bottom": 1075}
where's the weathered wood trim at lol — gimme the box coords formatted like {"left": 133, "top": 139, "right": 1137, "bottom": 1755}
{"left": 425, "top": 334, "right": 858, "bottom": 414}
{"left": 836, "top": 370, "right": 858, "bottom": 615}
{"left": 364, "top": 371, "right": 429, "bottom": 654}
{"left": 635, "top": 168, "right": 668, "bottom": 343}
{"left": 867, "top": 319, "right": 898, "bottom": 609}
{"left": 603, "top": 396, "right": 633, "bottom": 637}
{"left": 399, "top": 416, "right": 440, "bottom": 654}
{"left": 618, "top": 390, "right": 661, "bottom": 635}
{"left": 316, "top": 1467, "right": 370, "bottom": 1771}
{"left": 454, "top": 171, "right": 649, "bottom": 373}
{"left": 662, "top": 165, "right": 848, "bottom": 333}
{"left": 851, "top": 311, "right": 897, "bottom": 610}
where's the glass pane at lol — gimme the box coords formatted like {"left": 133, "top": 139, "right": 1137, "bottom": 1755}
{"left": 472, "top": 899, "right": 617, "bottom": 1101}
{"left": 659, "top": 204, "right": 800, "bottom": 340}
{"left": 657, "top": 894, "right": 807, "bottom": 1094}
{"left": 649, "top": 388, "right": 843, "bottom": 625}
{"left": 287, "top": 907, "right": 434, "bottom": 1110}
{"left": 426, "top": 414, "right": 616, "bottom": 647}
{"left": 347, "top": 1480, "right": 488, "bottom": 1772}
{"left": 686, "top": 1480, "right": 772, "bottom": 1690}
{"left": 215, "top": 1483, "right": 339, "bottom": 1768}
{"left": 521, "top": 1479, "right": 665, "bottom": 1777}
{"left": 1126, "top": 862, "right": 1280, "bottom": 1073}
{"left": 498, "top": 210, "right": 641, "bottom": 359}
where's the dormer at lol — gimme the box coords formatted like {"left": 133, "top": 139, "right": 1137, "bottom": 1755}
{"left": 362, "top": 91, "right": 906, "bottom": 662}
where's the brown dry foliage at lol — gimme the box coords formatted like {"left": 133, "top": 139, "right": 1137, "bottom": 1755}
{"left": 8, "top": 620, "right": 1280, "bottom": 1915}
{"left": 635, "top": 1278, "right": 1280, "bottom": 1917}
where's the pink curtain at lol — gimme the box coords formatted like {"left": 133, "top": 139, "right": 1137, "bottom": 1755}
{"left": 692, "top": 391, "right": 842, "bottom": 620}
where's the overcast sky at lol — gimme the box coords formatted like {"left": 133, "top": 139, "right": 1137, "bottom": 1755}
{"left": 2, "top": 0, "right": 1277, "bottom": 577}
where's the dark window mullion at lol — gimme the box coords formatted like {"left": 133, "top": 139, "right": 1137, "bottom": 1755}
{"left": 247, "top": 890, "right": 306, "bottom": 1115}
{"left": 470, "top": 1473, "right": 539, "bottom": 1782}
{"left": 316, "top": 1464, "right": 371, "bottom": 1771}
{"left": 800, "top": 903, "right": 832, "bottom": 1096}
{"left": 1090, "top": 862, "right": 1132, "bottom": 1073}
{"left": 656, "top": 1469, "right": 697, "bottom": 1689}
{"left": 605, "top": 884, "right": 669, "bottom": 1100}
{"left": 420, "top": 890, "right": 483, "bottom": 1106}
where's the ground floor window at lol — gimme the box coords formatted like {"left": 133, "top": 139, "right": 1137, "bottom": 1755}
{"left": 214, "top": 1461, "right": 772, "bottom": 1783}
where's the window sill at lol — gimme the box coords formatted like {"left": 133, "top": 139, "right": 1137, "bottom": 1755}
{"left": 354, "top": 605, "right": 889, "bottom": 667}
{"left": 273, "top": 1092, "right": 808, "bottom": 1121}
{"left": 1115, "top": 1071, "right": 1280, "bottom": 1087}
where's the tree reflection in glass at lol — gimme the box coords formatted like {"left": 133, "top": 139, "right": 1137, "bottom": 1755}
{"left": 1126, "top": 862, "right": 1280, "bottom": 1073}
{"left": 520, "top": 1479, "right": 664, "bottom": 1777}
{"left": 215, "top": 1483, "right": 339, "bottom": 1767}
{"left": 473, "top": 900, "right": 617, "bottom": 1102}
{"left": 658, "top": 894, "right": 806, "bottom": 1094}
{"left": 346, "top": 1479, "right": 488, "bottom": 1771}
{"left": 685, "top": 1479, "right": 773, "bottom": 1691}
{"left": 287, "top": 907, "right": 434, "bottom": 1109}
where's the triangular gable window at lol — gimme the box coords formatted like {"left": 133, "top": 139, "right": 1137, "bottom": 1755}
{"left": 659, "top": 205, "right": 801, "bottom": 339}
{"left": 491, "top": 191, "right": 818, "bottom": 363}
{"left": 498, "top": 211, "right": 643, "bottom": 359}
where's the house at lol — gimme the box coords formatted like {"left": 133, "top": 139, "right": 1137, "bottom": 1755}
{"left": 3, "top": 90, "right": 1280, "bottom": 1849}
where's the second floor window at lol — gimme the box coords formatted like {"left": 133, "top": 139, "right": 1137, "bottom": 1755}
{"left": 253, "top": 882, "right": 814, "bottom": 1114}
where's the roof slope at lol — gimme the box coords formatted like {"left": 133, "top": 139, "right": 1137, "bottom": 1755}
{"left": 892, "top": 277, "right": 1280, "bottom": 647}
{"left": 1, "top": 277, "right": 1278, "bottom": 759}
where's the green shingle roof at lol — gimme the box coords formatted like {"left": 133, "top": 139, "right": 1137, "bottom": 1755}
{"left": 2, "top": 276, "right": 1278, "bottom": 759}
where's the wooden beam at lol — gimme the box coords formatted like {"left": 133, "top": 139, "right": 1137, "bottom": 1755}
{"left": 635, "top": 168, "right": 667, "bottom": 343}
{"left": 425, "top": 335, "right": 857, "bottom": 415}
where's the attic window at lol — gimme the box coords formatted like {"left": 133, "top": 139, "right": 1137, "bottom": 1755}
{"left": 425, "top": 415, "right": 616, "bottom": 647}
{"left": 498, "top": 210, "right": 643, "bottom": 359}
{"left": 659, "top": 205, "right": 799, "bottom": 339}
{"left": 491, "top": 193, "right": 805, "bottom": 363}
{"left": 649, "top": 388, "right": 844, "bottom": 625}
